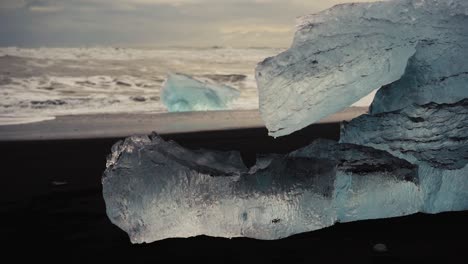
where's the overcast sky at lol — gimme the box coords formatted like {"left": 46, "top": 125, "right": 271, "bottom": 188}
{"left": 0, "top": 0, "right": 377, "bottom": 48}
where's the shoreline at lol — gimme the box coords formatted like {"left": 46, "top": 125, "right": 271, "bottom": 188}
{"left": 0, "top": 107, "right": 367, "bottom": 141}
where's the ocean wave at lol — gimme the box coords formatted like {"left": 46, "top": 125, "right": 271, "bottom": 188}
{"left": 0, "top": 47, "right": 281, "bottom": 125}
{"left": 0, "top": 46, "right": 281, "bottom": 62}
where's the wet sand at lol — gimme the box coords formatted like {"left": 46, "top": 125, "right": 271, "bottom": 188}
{"left": 0, "top": 107, "right": 367, "bottom": 141}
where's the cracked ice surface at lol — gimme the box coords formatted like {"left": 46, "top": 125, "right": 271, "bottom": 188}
{"left": 340, "top": 99, "right": 468, "bottom": 213}
{"left": 103, "top": 134, "right": 421, "bottom": 243}
{"left": 255, "top": 0, "right": 468, "bottom": 137}
{"left": 162, "top": 73, "right": 240, "bottom": 112}
{"left": 370, "top": 40, "right": 468, "bottom": 114}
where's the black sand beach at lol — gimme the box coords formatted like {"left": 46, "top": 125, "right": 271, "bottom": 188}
{"left": 1, "top": 111, "right": 467, "bottom": 263}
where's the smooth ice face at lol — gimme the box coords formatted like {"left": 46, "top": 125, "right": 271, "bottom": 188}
{"left": 161, "top": 73, "right": 240, "bottom": 112}
{"left": 255, "top": 0, "right": 468, "bottom": 137}
{"left": 103, "top": 134, "right": 419, "bottom": 243}
{"left": 291, "top": 140, "right": 421, "bottom": 222}
{"left": 340, "top": 99, "right": 468, "bottom": 213}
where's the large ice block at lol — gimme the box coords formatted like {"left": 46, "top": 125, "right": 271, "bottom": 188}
{"left": 161, "top": 73, "right": 240, "bottom": 112}
{"left": 340, "top": 99, "right": 468, "bottom": 213}
{"left": 255, "top": 0, "right": 468, "bottom": 137}
{"left": 103, "top": 134, "right": 419, "bottom": 243}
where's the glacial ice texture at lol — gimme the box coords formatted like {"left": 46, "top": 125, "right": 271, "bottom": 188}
{"left": 340, "top": 100, "right": 468, "bottom": 213}
{"left": 255, "top": 0, "right": 468, "bottom": 137}
{"left": 103, "top": 134, "right": 423, "bottom": 243}
{"left": 370, "top": 40, "right": 468, "bottom": 114}
{"left": 162, "top": 73, "right": 240, "bottom": 112}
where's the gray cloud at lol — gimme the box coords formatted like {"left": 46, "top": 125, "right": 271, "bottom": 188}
{"left": 0, "top": 0, "right": 27, "bottom": 9}
{"left": 0, "top": 0, "right": 378, "bottom": 48}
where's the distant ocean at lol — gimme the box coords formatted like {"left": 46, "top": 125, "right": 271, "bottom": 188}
{"left": 0, "top": 47, "right": 375, "bottom": 125}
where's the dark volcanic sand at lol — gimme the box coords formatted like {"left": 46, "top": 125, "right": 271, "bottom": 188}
{"left": 1, "top": 121, "right": 467, "bottom": 262}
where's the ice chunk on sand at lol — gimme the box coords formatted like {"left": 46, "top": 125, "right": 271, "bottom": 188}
{"left": 255, "top": 0, "right": 468, "bottom": 137}
{"left": 340, "top": 99, "right": 468, "bottom": 213}
{"left": 161, "top": 73, "right": 240, "bottom": 112}
{"left": 103, "top": 134, "right": 419, "bottom": 243}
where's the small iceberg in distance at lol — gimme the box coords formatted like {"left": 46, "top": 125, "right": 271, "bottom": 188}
{"left": 161, "top": 73, "right": 240, "bottom": 112}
